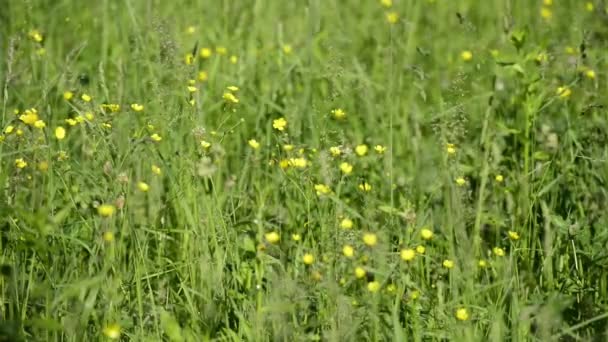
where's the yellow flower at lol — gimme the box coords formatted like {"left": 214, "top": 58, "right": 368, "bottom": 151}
{"left": 200, "top": 140, "right": 212, "bottom": 149}
{"left": 55, "top": 127, "right": 66, "bottom": 140}
{"left": 339, "top": 162, "right": 353, "bottom": 175}
{"left": 248, "top": 139, "right": 260, "bottom": 149}
{"left": 374, "top": 145, "right": 386, "bottom": 154}
{"left": 65, "top": 118, "right": 78, "bottom": 126}
{"left": 314, "top": 184, "right": 331, "bottom": 195}
{"left": 4, "top": 125, "right": 14, "bottom": 134}
{"left": 386, "top": 283, "right": 397, "bottom": 293}
{"left": 19, "top": 110, "right": 39, "bottom": 125}
{"left": 265, "top": 232, "right": 280, "bottom": 244}
{"left": 342, "top": 245, "right": 355, "bottom": 258}
{"left": 478, "top": 260, "right": 487, "bottom": 268}
{"left": 150, "top": 133, "right": 162, "bottom": 142}
{"left": 185, "top": 53, "right": 195, "bottom": 65}
{"left": 302, "top": 253, "right": 315, "bottom": 265}
{"left": 358, "top": 182, "right": 372, "bottom": 192}
{"left": 586, "top": 2, "right": 594, "bottom": 11}
{"left": 63, "top": 91, "right": 74, "bottom": 100}
{"left": 565, "top": 46, "right": 576, "bottom": 55}
{"left": 495, "top": 174, "right": 504, "bottom": 183}
{"left": 291, "top": 233, "right": 301, "bottom": 241}
{"left": 409, "top": 290, "right": 420, "bottom": 300}
{"left": 340, "top": 218, "right": 353, "bottom": 229}
{"left": 400, "top": 248, "right": 416, "bottom": 262}
{"left": 33, "top": 120, "right": 46, "bottom": 129}
{"left": 363, "top": 232, "right": 378, "bottom": 247}
{"left": 102, "top": 323, "right": 121, "bottom": 339}
{"left": 460, "top": 50, "right": 473, "bottom": 62}
{"left": 455, "top": 177, "right": 466, "bottom": 186}
{"left": 28, "top": 29, "right": 43, "bottom": 42}
{"left": 186, "top": 26, "right": 196, "bottom": 34}
{"left": 223, "top": 92, "right": 239, "bottom": 103}
{"left": 97, "top": 204, "right": 116, "bottom": 217}
{"left": 81, "top": 93, "right": 92, "bottom": 102}
{"left": 230, "top": 55, "right": 238, "bottom": 64}
{"left": 455, "top": 308, "right": 469, "bottom": 321}
{"left": 508, "top": 231, "right": 520, "bottom": 240}
{"left": 386, "top": 11, "right": 399, "bottom": 24}
{"left": 282, "top": 144, "right": 294, "bottom": 152}
{"left": 557, "top": 86, "right": 571, "bottom": 99}
{"left": 493, "top": 247, "right": 505, "bottom": 257}
{"left": 279, "top": 159, "right": 290, "bottom": 169}
{"left": 331, "top": 108, "right": 346, "bottom": 119}
{"left": 543, "top": 0, "right": 552, "bottom": 5}
{"left": 442, "top": 259, "right": 454, "bottom": 269}
{"left": 187, "top": 86, "right": 198, "bottom": 92}
{"left": 380, "top": 0, "right": 392, "bottom": 8}
{"left": 446, "top": 143, "right": 457, "bottom": 154}
{"left": 282, "top": 44, "right": 293, "bottom": 54}
{"left": 227, "top": 85, "right": 239, "bottom": 92}
{"left": 85, "top": 112, "right": 94, "bottom": 121}
{"left": 416, "top": 245, "right": 426, "bottom": 254}
{"left": 137, "top": 182, "right": 150, "bottom": 192}
{"left": 329, "top": 146, "right": 342, "bottom": 157}
{"left": 200, "top": 48, "right": 212, "bottom": 58}
{"left": 540, "top": 7, "right": 553, "bottom": 20}
{"left": 355, "top": 144, "right": 368, "bottom": 156}
{"left": 585, "top": 70, "right": 596, "bottom": 79}
{"left": 131, "top": 103, "right": 144, "bottom": 111}
{"left": 198, "top": 71, "right": 208, "bottom": 81}
{"left": 152, "top": 165, "right": 162, "bottom": 175}
{"left": 367, "top": 281, "right": 381, "bottom": 292}
{"left": 355, "top": 266, "right": 366, "bottom": 279}
{"left": 289, "top": 157, "right": 308, "bottom": 169}
{"left": 420, "top": 228, "right": 434, "bottom": 240}
{"left": 272, "top": 117, "right": 287, "bottom": 131}
{"left": 102, "top": 231, "right": 115, "bottom": 243}
{"left": 15, "top": 158, "right": 27, "bottom": 169}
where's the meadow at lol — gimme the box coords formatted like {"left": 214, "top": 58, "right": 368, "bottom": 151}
{"left": 1, "top": 0, "right": 608, "bottom": 340}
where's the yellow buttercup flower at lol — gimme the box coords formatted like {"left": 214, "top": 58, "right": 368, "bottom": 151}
{"left": 443, "top": 259, "right": 454, "bottom": 269}
{"left": 329, "top": 146, "right": 342, "bottom": 157}
{"left": 367, "top": 281, "right": 381, "bottom": 292}
{"left": 358, "top": 182, "right": 372, "bottom": 192}
{"left": 150, "top": 133, "right": 162, "bottom": 142}
{"left": 200, "top": 48, "right": 212, "bottom": 58}
{"left": 55, "top": 127, "right": 66, "bottom": 140}
{"left": 400, "top": 248, "right": 416, "bottom": 262}
{"left": 265, "top": 232, "right": 280, "bottom": 244}
{"left": 455, "top": 177, "right": 466, "bottom": 186}
{"left": 460, "top": 50, "right": 473, "bottom": 62}
{"left": 508, "top": 231, "right": 520, "bottom": 240}
{"left": 314, "top": 184, "right": 331, "bottom": 195}
{"left": 81, "top": 93, "right": 92, "bottom": 102}
{"left": 339, "top": 162, "right": 353, "bottom": 175}
{"left": 355, "top": 144, "right": 368, "bottom": 156}
{"left": 137, "top": 182, "right": 150, "bottom": 192}
{"left": 302, "top": 253, "right": 314, "bottom": 265}
{"left": 15, "top": 158, "right": 27, "bottom": 169}
{"left": 455, "top": 308, "right": 469, "bottom": 321}
{"left": 363, "top": 232, "right": 378, "bottom": 247}
{"left": 102, "top": 323, "right": 121, "bottom": 339}
{"left": 386, "top": 11, "right": 399, "bottom": 24}
{"left": 420, "top": 228, "right": 434, "bottom": 240}
{"left": 342, "top": 245, "right": 355, "bottom": 258}
{"left": 340, "top": 218, "right": 353, "bottom": 229}
{"left": 97, "top": 204, "right": 116, "bottom": 217}
{"left": 131, "top": 103, "right": 144, "bottom": 111}
{"left": 355, "top": 266, "right": 366, "bottom": 279}
{"left": 63, "top": 91, "right": 74, "bottom": 100}
{"left": 493, "top": 247, "right": 505, "bottom": 257}
{"left": 331, "top": 108, "right": 346, "bottom": 119}
{"left": 248, "top": 139, "right": 260, "bottom": 149}
{"left": 272, "top": 117, "right": 287, "bottom": 131}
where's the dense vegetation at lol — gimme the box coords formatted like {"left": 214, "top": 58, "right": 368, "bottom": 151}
{"left": 1, "top": 0, "right": 608, "bottom": 340}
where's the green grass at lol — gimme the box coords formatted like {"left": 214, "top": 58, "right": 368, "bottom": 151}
{"left": 2, "top": 0, "right": 608, "bottom": 340}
